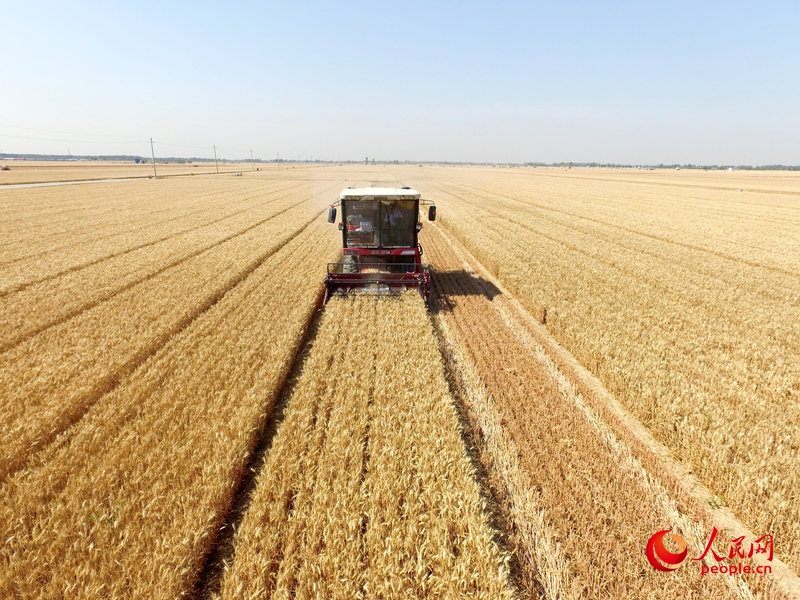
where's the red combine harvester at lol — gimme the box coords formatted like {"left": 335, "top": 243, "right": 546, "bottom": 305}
{"left": 324, "top": 187, "right": 437, "bottom": 303}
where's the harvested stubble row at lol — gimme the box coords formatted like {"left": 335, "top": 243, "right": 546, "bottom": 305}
{"left": 415, "top": 168, "right": 800, "bottom": 570}
{"left": 0, "top": 217, "right": 338, "bottom": 599}
{"left": 218, "top": 293, "right": 514, "bottom": 600}
{"left": 0, "top": 182, "right": 308, "bottom": 350}
{"left": 0, "top": 184, "right": 334, "bottom": 483}
{"left": 421, "top": 223, "right": 772, "bottom": 600}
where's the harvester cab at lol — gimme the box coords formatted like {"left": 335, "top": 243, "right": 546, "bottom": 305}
{"left": 324, "top": 187, "right": 436, "bottom": 303}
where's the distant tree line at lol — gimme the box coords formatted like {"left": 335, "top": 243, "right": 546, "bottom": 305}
{"left": 524, "top": 162, "right": 800, "bottom": 171}
{"left": 2, "top": 153, "right": 799, "bottom": 170}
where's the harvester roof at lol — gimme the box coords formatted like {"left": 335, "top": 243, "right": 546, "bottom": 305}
{"left": 339, "top": 187, "right": 420, "bottom": 201}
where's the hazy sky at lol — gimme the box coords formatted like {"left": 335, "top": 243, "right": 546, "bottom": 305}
{"left": 2, "top": 1, "right": 799, "bottom": 164}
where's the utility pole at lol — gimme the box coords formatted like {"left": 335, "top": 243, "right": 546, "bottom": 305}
{"left": 250, "top": 149, "right": 254, "bottom": 171}
{"left": 150, "top": 138, "right": 157, "bottom": 179}
{"left": 213, "top": 145, "right": 219, "bottom": 174}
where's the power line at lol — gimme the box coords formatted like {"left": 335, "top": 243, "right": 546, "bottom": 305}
{"left": 1, "top": 128, "right": 261, "bottom": 161}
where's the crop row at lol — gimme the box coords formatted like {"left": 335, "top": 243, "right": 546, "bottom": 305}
{"left": 420, "top": 222, "right": 764, "bottom": 599}
{"left": 415, "top": 168, "right": 800, "bottom": 570}
{"left": 0, "top": 184, "right": 313, "bottom": 349}
{"left": 218, "top": 293, "right": 514, "bottom": 599}
{"left": 0, "top": 216, "right": 338, "bottom": 598}
{"left": 0, "top": 179, "right": 302, "bottom": 289}
{"left": 0, "top": 186, "right": 334, "bottom": 483}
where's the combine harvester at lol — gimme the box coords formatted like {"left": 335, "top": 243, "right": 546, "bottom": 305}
{"left": 324, "top": 187, "right": 436, "bottom": 303}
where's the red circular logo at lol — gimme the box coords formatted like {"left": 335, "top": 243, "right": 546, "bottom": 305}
{"left": 646, "top": 530, "right": 688, "bottom": 571}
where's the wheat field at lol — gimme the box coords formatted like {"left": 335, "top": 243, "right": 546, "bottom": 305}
{"left": 408, "top": 165, "right": 800, "bottom": 575}
{"left": 1, "top": 163, "right": 798, "bottom": 599}
{"left": 218, "top": 293, "right": 513, "bottom": 599}
{"left": 0, "top": 160, "right": 254, "bottom": 184}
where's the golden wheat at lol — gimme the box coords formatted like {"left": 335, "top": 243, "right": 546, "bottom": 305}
{"left": 218, "top": 293, "right": 515, "bottom": 600}
{"left": 0, "top": 178, "right": 300, "bottom": 286}
{"left": 0, "top": 179, "right": 337, "bottom": 482}
{"left": 4, "top": 164, "right": 798, "bottom": 599}
{"left": 421, "top": 221, "right": 768, "bottom": 599}
{"left": 410, "top": 165, "right": 800, "bottom": 572}
{"left": 0, "top": 216, "right": 337, "bottom": 599}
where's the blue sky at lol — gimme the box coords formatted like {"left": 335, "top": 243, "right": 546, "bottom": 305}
{"left": 2, "top": 1, "right": 799, "bottom": 163}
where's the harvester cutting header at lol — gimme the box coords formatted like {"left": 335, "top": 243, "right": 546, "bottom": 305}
{"left": 324, "top": 187, "right": 436, "bottom": 303}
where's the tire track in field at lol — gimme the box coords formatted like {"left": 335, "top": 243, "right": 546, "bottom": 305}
{"left": 0, "top": 195, "right": 313, "bottom": 353}
{"left": 0, "top": 187, "right": 305, "bottom": 296}
{"left": 193, "top": 298, "right": 328, "bottom": 600}
{"left": 0, "top": 210, "right": 326, "bottom": 486}
{"left": 0, "top": 181, "right": 300, "bottom": 265}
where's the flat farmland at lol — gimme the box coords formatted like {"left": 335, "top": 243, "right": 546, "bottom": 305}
{"left": 217, "top": 293, "right": 513, "bottom": 599}
{"left": 1, "top": 165, "right": 798, "bottom": 599}
{"left": 0, "top": 160, "right": 254, "bottom": 185}
{"left": 409, "top": 166, "right": 800, "bottom": 576}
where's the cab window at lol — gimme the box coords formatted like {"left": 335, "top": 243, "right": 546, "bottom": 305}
{"left": 344, "top": 200, "right": 379, "bottom": 247}
{"left": 379, "top": 200, "right": 415, "bottom": 247}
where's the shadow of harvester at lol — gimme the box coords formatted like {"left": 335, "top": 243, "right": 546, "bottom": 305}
{"left": 429, "top": 268, "right": 502, "bottom": 314}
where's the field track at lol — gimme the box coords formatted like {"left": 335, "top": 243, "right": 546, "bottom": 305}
{"left": 1, "top": 164, "right": 799, "bottom": 599}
